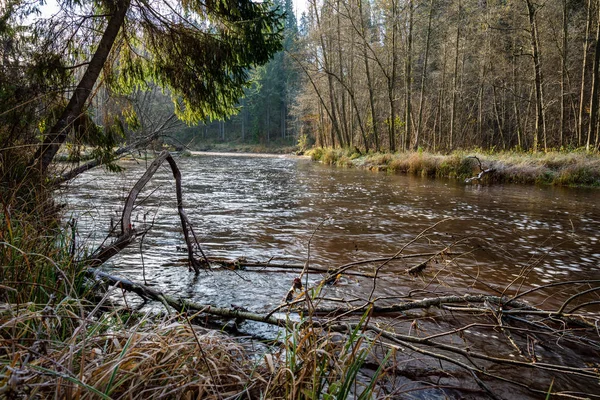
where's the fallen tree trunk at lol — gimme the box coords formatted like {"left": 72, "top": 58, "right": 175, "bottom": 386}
{"left": 87, "top": 268, "right": 290, "bottom": 327}
{"left": 87, "top": 267, "right": 600, "bottom": 332}
{"left": 184, "top": 252, "right": 451, "bottom": 276}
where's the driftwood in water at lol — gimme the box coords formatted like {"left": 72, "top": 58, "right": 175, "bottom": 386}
{"left": 87, "top": 268, "right": 290, "bottom": 327}
{"left": 183, "top": 252, "right": 450, "bottom": 279}
{"left": 87, "top": 264, "right": 600, "bottom": 399}
{"left": 465, "top": 155, "right": 495, "bottom": 183}
{"left": 88, "top": 267, "right": 600, "bottom": 331}
{"left": 85, "top": 150, "right": 206, "bottom": 273}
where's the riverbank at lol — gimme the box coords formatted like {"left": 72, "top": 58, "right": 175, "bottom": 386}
{"left": 189, "top": 141, "right": 297, "bottom": 155}
{"left": 307, "top": 148, "right": 600, "bottom": 187}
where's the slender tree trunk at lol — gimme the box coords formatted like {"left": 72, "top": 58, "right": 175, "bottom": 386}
{"left": 493, "top": 85, "right": 506, "bottom": 149}
{"left": 359, "top": 0, "right": 379, "bottom": 152}
{"left": 288, "top": 50, "right": 339, "bottom": 148}
{"left": 364, "top": 49, "right": 378, "bottom": 151}
{"left": 587, "top": 6, "right": 600, "bottom": 150}
{"left": 404, "top": 0, "right": 413, "bottom": 151}
{"left": 414, "top": 0, "right": 434, "bottom": 151}
{"left": 309, "top": 0, "right": 344, "bottom": 147}
{"left": 388, "top": 0, "right": 399, "bottom": 152}
{"left": 266, "top": 105, "right": 270, "bottom": 142}
{"left": 241, "top": 99, "right": 246, "bottom": 141}
{"left": 335, "top": 1, "right": 350, "bottom": 146}
{"left": 450, "top": 0, "right": 461, "bottom": 150}
{"left": 29, "top": 0, "right": 130, "bottom": 173}
{"left": 512, "top": 36, "right": 523, "bottom": 149}
{"left": 560, "top": 0, "right": 568, "bottom": 147}
{"left": 281, "top": 101, "right": 286, "bottom": 139}
{"left": 437, "top": 43, "right": 448, "bottom": 151}
{"left": 579, "top": 0, "right": 593, "bottom": 146}
{"left": 525, "top": 0, "right": 546, "bottom": 152}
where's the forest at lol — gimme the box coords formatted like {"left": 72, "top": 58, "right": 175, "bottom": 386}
{"left": 198, "top": 0, "right": 600, "bottom": 155}
{"left": 2, "top": 0, "right": 600, "bottom": 399}
{"left": 4, "top": 0, "right": 600, "bottom": 154}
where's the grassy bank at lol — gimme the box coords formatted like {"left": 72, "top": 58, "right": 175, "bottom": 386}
{"left": 186, "top": 136, "right": 297, "bottom": 155}
{"left": 307, "top": 147, "right": 600, "bottom": 187}
{"left": 190, "top": 142, "right": 297, "bottom": 154}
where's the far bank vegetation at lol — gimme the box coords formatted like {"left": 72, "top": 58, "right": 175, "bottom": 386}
{"left": 308, "top": 148, "right": 600, "bottom": 186}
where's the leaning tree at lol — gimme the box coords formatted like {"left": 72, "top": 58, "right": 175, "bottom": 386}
{"left": 1, "top": 0, "right": 283, "bottom": 177}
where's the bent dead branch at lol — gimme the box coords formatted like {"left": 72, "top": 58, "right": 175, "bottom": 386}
{"left": 465, "top": 156, "right": 495, "bottom": 183}
{"left": 84, "top": 150, "right": 206, "bottom": 273}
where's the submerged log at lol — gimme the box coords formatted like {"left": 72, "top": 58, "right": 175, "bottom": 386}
{"left": 87, "top": 268, "right": 290, "bottom": 328}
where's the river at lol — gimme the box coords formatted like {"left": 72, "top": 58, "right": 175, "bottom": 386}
{"left": 62, "top": 152, "right": 600, "bottom": 398}
{"left": 63, "top": 152, "right": 599, "bottom": 307}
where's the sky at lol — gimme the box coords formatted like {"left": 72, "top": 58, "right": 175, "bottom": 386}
{"left": 292, "top": 0, "right": 308, "bottom": 17}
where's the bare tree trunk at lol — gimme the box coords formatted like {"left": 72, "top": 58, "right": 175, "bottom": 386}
{"left": 437, "top": 43, "right": 448, "bottom": 151}
{"left": 525, "top": 0, "right": 546, "bottom": 152}
{"left": 265, "top": 106, "right": 270, "bottom": 142}
{"left": 388, "top": 0, "right": 399, "bottom": 152}
{"left": 288, "top": 50, "right": 339, "bottom": 148}
{"left": 587, "top": 5, "right": 600, "bottom": 150}
{"left": 29, "top": 0, "right": 130, "bottom": 174}
{"left": 404, "top": 0, "right": 414, "bottom": 151}
{"left": 281, "top": 101, "right": 286, "bottom": 139}
{"left": 560, "top": 0, "right": 568, "bottom": 147}
{"left": 493, "top": 85, "right": 506, "bottom": 149}
{"left": 414, "top": 0, "right": 434, "bottom": 151}
{"left": 359, "top": 0, "right": 379, "bottom": 152}
{"left": 335, "top": 1, "right": 351, "bottom": 146}
{"left": 579, "top": 0, "right": 593, "bottom": 146}
{"left": 309, "top": 0, "right": 344, "bottom": 147}
{"left": 241, "top": 98, "right": 246, "bottom": 141}
{"left": 450, "top": 0, "right": 461, "bottom": 150}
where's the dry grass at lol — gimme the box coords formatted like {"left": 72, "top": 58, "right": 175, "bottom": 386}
{"left": 0, "top": 302, "right": 271, "bottom": 399}
{"left": 0, "top": 298, "right": 388, "bottom": 399}
{"left": 261, "top": 313, "right": 387, "bottom": 399}
{"left": 309, "top": 148, "right": 600, "bottom": 186}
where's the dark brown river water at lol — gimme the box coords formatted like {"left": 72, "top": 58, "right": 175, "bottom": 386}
{"left": 62, "top": 153, "right": 600, "bottom": 398}
{"left": 63, "top": 152, "right": 599, "bottom": 304}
